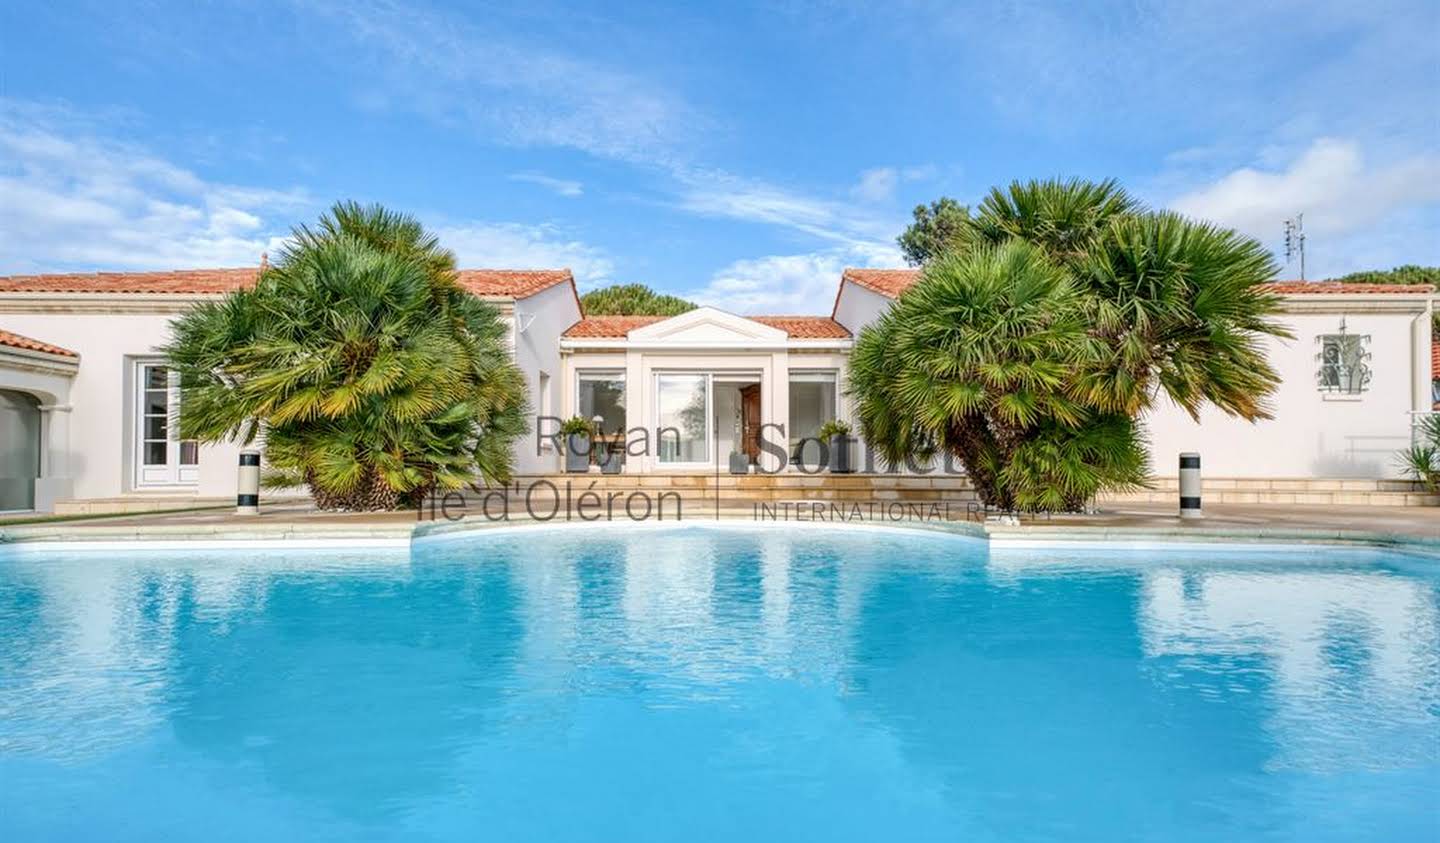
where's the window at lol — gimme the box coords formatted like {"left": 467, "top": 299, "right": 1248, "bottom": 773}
{"left": 578, "top": 371, "right": 625, "bottom": 434}
{"left": 656, "top": 374, "right": 708, "bottom": 463}
{"left": 1317, "top": 333, "right": 1370, "bottom": 395}
{"left": 134, "top": 363, "right": 199, "bottom": 487}
{"left": 788, "top": 371, "right": 838, "bottom": 465}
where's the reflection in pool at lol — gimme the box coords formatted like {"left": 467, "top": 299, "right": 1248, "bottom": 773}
{"left": 1, "top": 527, "right": 1437, "bottom": 842}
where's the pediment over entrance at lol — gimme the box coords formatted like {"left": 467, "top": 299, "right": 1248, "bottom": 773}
{"left": 627, "top": 306, "right": 787, "bottom": 344}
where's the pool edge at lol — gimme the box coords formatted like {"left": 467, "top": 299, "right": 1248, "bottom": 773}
{"left": 3, "top": 512, "right": 1437, "bottom": 558}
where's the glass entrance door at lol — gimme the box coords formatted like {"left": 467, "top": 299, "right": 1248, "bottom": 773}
{"left": 0, "top": 389, "right": 40, "bottom": 511}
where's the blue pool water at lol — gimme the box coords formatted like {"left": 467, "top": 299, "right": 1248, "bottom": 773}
{"left": 1, "top": 525, "right": 1437, "bottom": 842}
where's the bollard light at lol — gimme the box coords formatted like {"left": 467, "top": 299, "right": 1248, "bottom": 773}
{"left": 237, "top": 450, "right": 261, "bottom": 515}
{"left": 1179, "top": 452, "right": 1201, "bottom": 520}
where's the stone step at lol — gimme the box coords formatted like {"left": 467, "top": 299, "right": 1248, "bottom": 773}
{"left": 459, "top": 486, "right": 981, "bottom": 504}
{"left": 509, "top": 473, "right": 977, "bottom": 490}
{"left": 1140, "top": 476, "right": 1427, "bottom": 493}
{"left": 1099, "top": 489, "right": 1438, "bottom": 507}
{"left": 52, "top": 496, "right": 228, "bottom": 516}
{"left": 519, "top": 473, "right": 1427, "bottom": 493}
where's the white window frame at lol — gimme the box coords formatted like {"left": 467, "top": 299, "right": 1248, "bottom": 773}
{"left": 1316, "top": 333, "right": 1371, "bottom": 396}
{"left": 654, "top": 372, "right": 711, "bottom": 467}
{"left": 132, "top": 360, "right": 199, "bottom": 489}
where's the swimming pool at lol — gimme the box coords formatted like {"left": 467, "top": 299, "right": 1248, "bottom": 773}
{"left": 2, "top": 525, "right": 1436, "bottom": 841}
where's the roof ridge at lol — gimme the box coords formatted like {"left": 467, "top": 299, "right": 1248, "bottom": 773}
{"left": 0, "top": 266, "right": 579, "bottom": 299}
{"left": 1267, "top": 281, "right": 1435, "bottom": 293}
{"left": 564, "top": 313, "right": 849, "bottom": 339}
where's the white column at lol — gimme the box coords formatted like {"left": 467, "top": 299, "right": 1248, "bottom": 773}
{"left": 34, "top": 403, "right": 74, "bottom": 512}
{"left": 763, "top": 351, "right": 789, "bottom": 473}
{"left": 1413, "top": 302, "right": 1434, "bottom": 413}
{"left": 627, "top": 350, "right": 649, "bottom": 472}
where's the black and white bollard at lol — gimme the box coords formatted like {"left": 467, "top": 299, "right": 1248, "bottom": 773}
{"left": 237, "top": 450, "right": 261, "bottom": 515}
{"left": 1179, "top": 452, "right": 1201, "bottom": 520}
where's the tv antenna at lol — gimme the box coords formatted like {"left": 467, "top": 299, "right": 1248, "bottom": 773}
{"left": 1283, "top": 214, "right": 1306, "bottom": 280}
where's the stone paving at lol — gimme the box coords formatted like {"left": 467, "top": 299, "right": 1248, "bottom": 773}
{"left": 1, "top": 497, "right": 1435, "bottom": 549}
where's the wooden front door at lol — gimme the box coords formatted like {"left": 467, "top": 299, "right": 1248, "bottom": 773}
{"left": 739, "top": 384, "right": 762, "bottom": 462}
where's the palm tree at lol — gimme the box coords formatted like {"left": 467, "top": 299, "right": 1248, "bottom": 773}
{"left": 969, "top": 178, "right": 1138, "bottom": 266}
{"left": 851, "top": 240, "right": 1147, "bottom": 511}
{"left": 1073, "top": 211, "right": 1290, "bottom": 421}
{"left": 1398, "top": 415, "right": 1440, "bottom": 494}
{"left": 164, "top": 202, "right": 527, "bottom": 510}
{"left": 856, "top": 178, "right": 1290, "bottom": 511}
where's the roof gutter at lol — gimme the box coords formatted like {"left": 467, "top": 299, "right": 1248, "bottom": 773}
{"left": 0, "top": 345, "right": 81, "bottom": 374}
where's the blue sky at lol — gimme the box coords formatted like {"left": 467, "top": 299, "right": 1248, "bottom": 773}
{"left": 2, "top": 0, "right": 1437, "bottom": 313}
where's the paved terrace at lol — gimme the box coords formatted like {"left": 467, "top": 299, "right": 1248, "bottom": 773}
{"left": 2, "top": 498, "right": 1436, "bottom": 551}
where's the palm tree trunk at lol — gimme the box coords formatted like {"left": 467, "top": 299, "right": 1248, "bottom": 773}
{"left": 306, "top": 467, "right": 403, "bottom": 511}
{"left": 946, "top": 416, "right": 1015, "bottom": 511}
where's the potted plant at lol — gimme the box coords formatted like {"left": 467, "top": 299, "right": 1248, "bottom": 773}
{"left": 599, "top": 443, "right": 625, "bottom": 474}
{"left": 728, "top": 451, "right": 751, "bottom": 475}
{"left": 818, "top": 419, "right": 854, "bottom": 474}
{"left": 559, "top": 416, "right": 593, "bottom": 473}
{"left": 1398, "top": 415, "right": 1440, "bottom": 497}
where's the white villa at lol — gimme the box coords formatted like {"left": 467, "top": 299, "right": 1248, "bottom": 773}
{"left": 0, "top": 265, "right": 1435, "bottom": 514}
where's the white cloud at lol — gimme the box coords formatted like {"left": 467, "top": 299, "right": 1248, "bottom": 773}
{"left": 303, "top": 0, "right": 705, "bottom": 167}
{"left": 684, "top": 243, "right": 903, "bottom": 315}
{"left": 806, "top": 1, "right": 1437, "bottom": 152}
{"left": 675, "top": 168, "right": 901, "bottom": 248}
{"left": 1169, "top": 138, "right": 1440, "bottom": 276}
{"left": 435, "top": 222, "right": 614, "bottom": 288}
{"left": 673, "top": 170, "right": 910, "bottom": 313}
{"left": 1172, "top": 138, "right": 1440, "bottom": 237}
{"left": 851, "top": 167, "right": 899, "bottom": 202}
{"left": 900, "top": 164, "right": 938, "bottom": 181}
{"left": 849, "top": 165, "right": 937, "bottom": 203}
{"left": 508, "top": 172, "right": 583, "bottom": 197}
{"left": 0, "top": 101, "right": 307, "bottom": 273}
{"left": 0, "top": 100, "right": 619, "bottom": 285}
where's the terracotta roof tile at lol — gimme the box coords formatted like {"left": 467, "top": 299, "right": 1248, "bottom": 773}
{"left": 749, "top": 316, "right": 851, "bottom": 338}
{"left": 1432, "top": 339, "right": 1439, "bottom": 379}
{"left": 562, "top": 315, "right": 668, "bottom": 338}
{"left": 841, "top": 270, "right": 1438, "bottom": 301}
{"left": 0, "top": 328, "right": 78, "bottom": 358}
{"left": 1267, "top": 281, "right": 1435, "bottom": 294}
{"left": 562, "top": 314, "right": 849, "bottom": 340}
{"left": 454, "top": 269, "right": 575, "bottom": 298}
{"left": 842, "top": 268, "right": 921, "bottom": 299}
{"left": 0, "top": 267, "right": 577, "bottom": 300}
{"left": 0, "top": 268, "right": 260, "bottom": 295}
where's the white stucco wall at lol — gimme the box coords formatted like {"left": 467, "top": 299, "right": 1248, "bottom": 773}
{"left": 832, "top": 280, "right": 895, "bottom": 338}
{"left": 0, "top": 299, "right": 242, "bottom": 500}
{"left": 831, "top": 284, "right": 1436, "bottom": 481}
{"left": 561, "top": 342, "right": 854, "bottom": 474}
{"left": 508, "top": 281, "right": 582, "bottom": 474}
{"left": 1, "top": 279, "right": 582, "bottom": 504}
{"left": 832, "top": 279, "right": 943, "bottom": 473}
{"left": 1144, "top": 306, "right": 1433, "bottom": 479}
